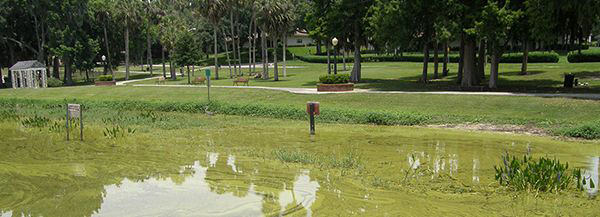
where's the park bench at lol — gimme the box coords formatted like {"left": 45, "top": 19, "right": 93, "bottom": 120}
{"left": 193, "top": 76, "right": 206, "bottom": 85}
{"left": 156, "top": 77, "right": 166, "bottom": 85}
{"left": 233, "top": 77, "right": 250, "bottom": 86}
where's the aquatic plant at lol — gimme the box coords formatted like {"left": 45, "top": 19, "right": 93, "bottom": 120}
{"left": 273, "top": 149, "right": 316, "bottom": 164}
{"left": 20, "top": 115, "right": 50, "bottom": 128}
{"left": 557, "top": 121, "right": 600, "bottom": 140}
{"left": 494, "top": 153, "right": 581, "bottom": 192}
{"left": 103, "top": 125, "right": 136, "bottom": 139}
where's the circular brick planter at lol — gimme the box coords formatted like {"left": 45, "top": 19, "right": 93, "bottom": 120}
{"left": 95, "top": 81, "right": 116, "bottom": 86}
{"left": 317, "top": 83, "right": 354, "bottom": 92}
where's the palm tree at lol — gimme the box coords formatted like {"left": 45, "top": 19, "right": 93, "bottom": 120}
{"left": 200, "top": 0, "right": 226, "bottom": 80}
{"left": 115, "top": 0, "right": 142, "bottom": 81}
{"left": 257, "top": 0, "right": 293, "bottom": 81}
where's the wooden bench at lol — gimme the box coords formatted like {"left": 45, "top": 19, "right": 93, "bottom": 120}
{"left": 233, "top": 77, "right": 249, "bottom": 86}
{"left": 156, "top": 77, "right": 166, "bottom": 85}
{"left": 193, "top": 76, "right": 206, "bottom": 85}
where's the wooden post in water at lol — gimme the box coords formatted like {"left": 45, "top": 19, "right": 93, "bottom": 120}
{"left": 306, "top": 102, "right": 320, "bottom": 135}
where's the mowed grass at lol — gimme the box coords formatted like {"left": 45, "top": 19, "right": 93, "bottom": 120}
{"left": 1, "top": 85, "right": 599, "bottom": 130}
{"left": 131, "top": 52, "right": 600, "bottom": 93}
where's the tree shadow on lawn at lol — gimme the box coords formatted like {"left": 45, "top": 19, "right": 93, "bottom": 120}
{"left": 352, "top": 72, "right": 600, "bottom": 93}
{"left": 500, "top": 70, "right": 546, "bottom": 76}
{"left": 573, "top": 71, "right": 600, "bottom": 79}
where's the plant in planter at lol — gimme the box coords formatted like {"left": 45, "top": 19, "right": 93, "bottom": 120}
{"left": 317, "top": 74, "right": 354, "bottom": 92}
{"left": 95, "top": 75, "right": 116, "bottom": 86}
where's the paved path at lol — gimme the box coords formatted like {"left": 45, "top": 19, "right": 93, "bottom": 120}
{"left": 130, "top": 82, "right": 600, "bottom": 99}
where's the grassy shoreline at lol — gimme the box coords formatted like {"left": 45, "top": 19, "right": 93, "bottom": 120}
{"left": 1, "top": 86, "right": 599, "bottom": 139}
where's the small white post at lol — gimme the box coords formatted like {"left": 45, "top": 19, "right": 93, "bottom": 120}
{"left": 19, "top": 71, "right": 24, "bottom": 88}
{"left": 42, "top": 69, "right": 47, "bottom": 88}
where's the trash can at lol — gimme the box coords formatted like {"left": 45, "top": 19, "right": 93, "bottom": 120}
{"left": 564, "top": 74, "right": 575, "bottom": 88}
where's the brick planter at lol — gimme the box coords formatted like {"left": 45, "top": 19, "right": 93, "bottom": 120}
{"left": 95, "top": 81, "right": 116, "bottom": 86}
{"left": 317, "top": 83, "right": 354, "bottom": 92}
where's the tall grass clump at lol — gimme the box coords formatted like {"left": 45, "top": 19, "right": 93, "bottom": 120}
{"left": 494, "top": 153, "right": 585, "bottom": 192}
{"left": 557, "top": 121, "right": 600, "bottom": 140}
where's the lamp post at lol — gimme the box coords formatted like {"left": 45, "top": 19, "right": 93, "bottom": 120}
{"left": 332, "top": 37, "right": 339, "bottom": 75}
{"left": 101, "top": 55, "right": 106, "bottom": 75}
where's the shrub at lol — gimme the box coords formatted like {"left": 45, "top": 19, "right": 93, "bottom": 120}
{"left": 494, "top": 153, "right": 580, "bottom": 192}
{"left": 97, "top": 75, "right": 113, "bottom": 81}
{"left": 297, "top": 52, "right": 558, "bottom": 63}
{"left": 557, "top": 121, "right": 600, "bottom": 139}
{"left": 567, "top": 49, "right": 600, "bottom": 63}
{"left": 499, "top": 51, "right": 560, "bottom": 63}
{"left": 319, "top": 74, "right": 350, "bottom": 84}
{"left": 47, "top": 77, "right": 63, "bottom": 87}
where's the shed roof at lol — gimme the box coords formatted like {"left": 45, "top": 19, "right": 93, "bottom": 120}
{"left": 9, "top": 60, "right": 45, "bottom": 71}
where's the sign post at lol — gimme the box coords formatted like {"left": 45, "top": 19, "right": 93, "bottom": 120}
{"left": 66, "top": 104, "right": 83, "bottom": 141}
{"left": 205, "top": 68, "right": 212, "bottom": 101}
{"left": 306, "top": 102, "right": 320, "bottom": 135}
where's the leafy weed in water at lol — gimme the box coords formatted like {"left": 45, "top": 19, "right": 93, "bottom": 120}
{"left": 20, "top": 115, "right": 50, "bottom": 128}
{"left": 103, "top": 125, "right": 136, "bottom": 139}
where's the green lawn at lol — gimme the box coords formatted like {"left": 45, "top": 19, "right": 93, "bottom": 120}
{"left": 1, "top": 85, "right": 599, "bottom": 133}
{"left": 131, "top": 56, "right": 600, "bottom": 93}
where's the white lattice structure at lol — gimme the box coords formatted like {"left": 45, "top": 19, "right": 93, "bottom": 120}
{"left": 9, "top": 60, "right": 48, "bottom": 89}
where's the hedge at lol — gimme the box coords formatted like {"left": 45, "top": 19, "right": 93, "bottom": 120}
{"left": 296, "top": 51, "right": 559, "bottom": 64}
{"left": 0, "top": 98, "right": 431, "bottom": 127}
{"left": 567, "top": 49, "right": 600, "bottom": 63}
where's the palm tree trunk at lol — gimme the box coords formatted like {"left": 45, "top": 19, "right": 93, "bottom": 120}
{"left": 489, "top": 51, "right": 500, "bottom": 89}
{"left": 229, "top": 11, "right": 237, "bottom": 77}
{"left": 261, "top": 26, "right": 268, "bottom": 79}
{"left": 342, "top": 42, "right": 347, "bottom": 71}
{"left": 350, "top": 23, "right": 362, "bottom": 83}
{"left": 147, "top": 29, "right": 153, "bottom": 76}
{"left": 125, "top": 25, "right": 130, "bottom": 80}
{"left": 422, "top": 42, "right": 429, "bottom": 82}
{"left": 162, "top": 47, "right": 166, "bottom": 78}
{"left": 52, "top": 56, "right": 60, "bottom": 79}
{"left": 222, "top": 30, "right": 232, "bottom": 79}
{"left": 213, "top": 27, "right": 219, "bottom": 80}
{"left": 273, "top": 37, "right": 279, "bottom": 81}
{"left": 103, "top": 20, "right": 112, "bottom": 77}
{"left": 283, "top": 35, "right": 287, "bottom": 77}
{"left": 235, "top": 13, "right": 242, "bottom": 76}
{"left": 248, "top": 15, "right": 254, "bottom": 75}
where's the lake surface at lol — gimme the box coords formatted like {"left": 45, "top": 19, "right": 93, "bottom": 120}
{"left": 1, "top": 124, "right": 599, "bottom": 216}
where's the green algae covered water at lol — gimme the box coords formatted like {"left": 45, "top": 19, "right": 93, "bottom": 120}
{"left": 1, "top": 113, "right": 599, "bottom": 217}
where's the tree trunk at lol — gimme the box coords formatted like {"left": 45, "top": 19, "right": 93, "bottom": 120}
{"left": 8, "top": 42, "right": 15, "bottom": 67}
{"left": 283, "top": 35, "right": 287, "bottom": 77}
{"left": 489, "top": 51, "right": 500, "bottom": 89}
{"left": 433, "top": 42, "right": 439, "bottom": 79}
{"left": 350, "top": 24, "right": 362, "bottom": 83}
{"left": 187, "top": 65, "right": 191, "bottom": 84}
{"left": 169, "top": 60, "right": 176, "bottom": 80}
{"left": 461, "top": 37, "right": 476, "bottom": 87}
{"left": 422, "top": 42, "right": 430, "bottom": 82}
{"left": 521, "top": 39, "right": 529, "bottom": 75}
{"left": 0, "top": 65, "right": 3, "bottom": 85}
{"left": 125, "top": 26, "right": 130, "bottom": 80}
{"left": 261, "top": 26, "right": 268, "bottom": 79}
{"left": 477, "top": 39, "right": 486, "bottom": 81}
{"left": 224, "top": 34, "right": 232, "bottom": 79}
{"left": 53, "top": 56, "right": 60, "bottom": 79}
{"left": 162, "top": 47, "right": 166, "bottom": 78}
{"left": 229, "top": 11, "right": 237, "bottom": 77}
{"left": 273, "top": 38, "right": 279, "bottom": 81}
{"left": 64, "top": 56, "right": 73, "bottom": 85}
{"left": 316, "top": 39, "right": 322, "bottom": 54}
{"left": 252, "top": 15, "right": 257, "bottom": 74}
{"left": 326, "top": 42, "right": 331, "bottom": 74}
{"left": 342, "top": 42, "right": 347, "bottom": 71}
{"left": 147, "top": 29, "right": 153, "bottom": 76}
{"left": 213, "top": 27, "right": 219, "bottom": 80}
{"left": 458, "top": 33, "right": 465, "bottom": 84}
{"left": 443, "top": 41, "right": 449, "bottom": 77}
{"left": 103, "top": 20, "right": 112, "bottom": 76}
{"left": 235, "top": 13, "right": 242, "bottom": 76}
{"left": 248, "top": 16, "right": 254, "bottom": 76}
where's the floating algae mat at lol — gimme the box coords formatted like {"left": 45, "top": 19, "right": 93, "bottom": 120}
{"left": 0, "top": 113, "right": 600, "bottom": 217}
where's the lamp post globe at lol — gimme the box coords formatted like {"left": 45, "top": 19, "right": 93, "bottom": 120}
{"left": 101, "top": 55, "right": 106, "bottom": 61}
{"left": 332, "top": 38, "right": 338, "bottom": 74}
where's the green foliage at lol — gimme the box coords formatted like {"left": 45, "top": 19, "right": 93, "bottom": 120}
{"left": 97, "top": 75, "right": 113, "bottom": 81}
{"left": 319, "top": 74, "right": 350, "bottom": 84}
{"left": 47, "top": 77, "right": 64, "bottom": 87}
{"left": 567, "top": 50, "right": 600, "bottom": 63}
{"left": 494, "top": 153, "right": 579, "bottom": 192}
{"left": 20, "top": 115, "right": 50, "bottom": 128}
{"left": 273, "top": 149, "right": 316, "bottom": 164}
{"left": 103, "top": 125, "right": 136, "bottom": 139}
{"left": 296, "top": 52, "right": 558, "bottom": 63}
{"left": 273, "top": 148, "right": 362, "bottom": 169}
{"left": 557, "top": 121, "right": 600, "bottom": 139}
{"left": 500, "top": 51, "right": 560, "bottom": 63}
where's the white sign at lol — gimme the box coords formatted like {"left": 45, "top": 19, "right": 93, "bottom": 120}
{"left": 68, "top": 104, "right": 81, "bottom": 118}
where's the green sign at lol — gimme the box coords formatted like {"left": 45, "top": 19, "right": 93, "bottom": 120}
{"left": 205, "top": 69, "right": 211, "bottom": 78}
